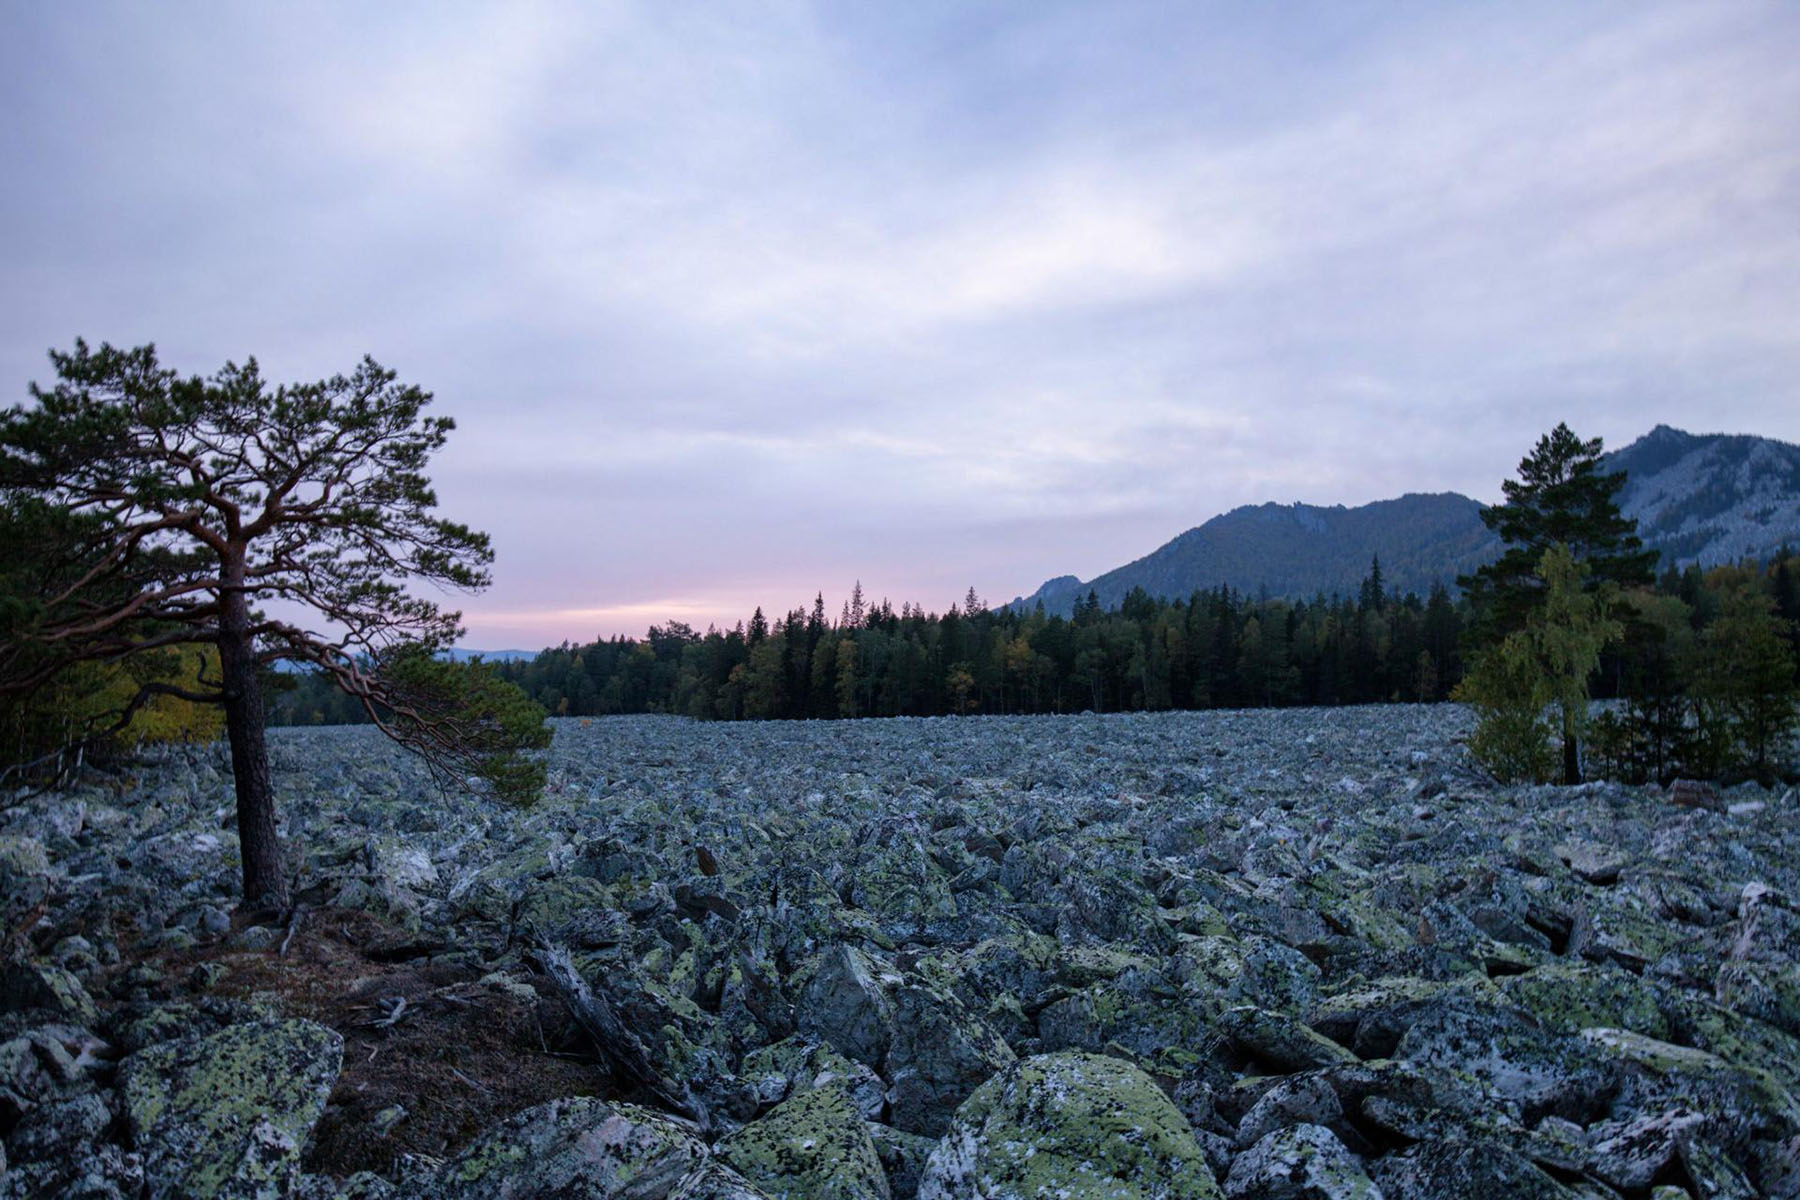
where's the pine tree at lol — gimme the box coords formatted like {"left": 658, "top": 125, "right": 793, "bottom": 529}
{"left": 1462, "top": 423, "right": 1656, "bottom": 639}
{"left": 0, "top": 341, "right": 548, "bottom": 910}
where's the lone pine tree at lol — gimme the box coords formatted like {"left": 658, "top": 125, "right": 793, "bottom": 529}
{"left": 1459, "top": 423, "right": 1654, "bottom": 783}
{"left": 0, "top": 341, "right": 549, "bottom": 911}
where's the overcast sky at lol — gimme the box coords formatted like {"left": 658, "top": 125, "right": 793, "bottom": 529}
{"left": 4, "top": 2, "right": 1797, "bottom": 647}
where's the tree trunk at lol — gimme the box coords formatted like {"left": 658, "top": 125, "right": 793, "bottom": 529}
{"left": 1562, "top": 732, "right": 1582, "bottom": 786}
{"left": 219, "top": 560, "right": 288, "bottom": 913}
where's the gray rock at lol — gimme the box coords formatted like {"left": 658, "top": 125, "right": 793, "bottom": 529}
{"left": 1224, "top": 1124, "right": 1383, "bottom": 1199}
{"left": 425, "top": 1095, "right": 710, "bottom": 1199}
{"left": 1371, "top": 1140, "right": 1576, "bottom": 1200}
{"left": 1224, "top": 1005, "right": 1361, "bottom": 1072}
{"left": 1584, "top": 1108, "right": 1706, "bottom": 1191}
{"left": 799, "top": 945, "right": 897, "bottom": 1068}
{"left": 1235, "top": 1074, "right": 1347, "bottom": 1149}
{"left": 0, "top": 961, "right": 101, "bottom": 1024}
{"left": 868, "top": 1123, "right": 936, "bottom": 1200}
{"left": 1395, "top": 1003, "right": 1617, "bottom": 1124}
{"left": 882, "top": 983, "right": 1015, "bottom": 1137}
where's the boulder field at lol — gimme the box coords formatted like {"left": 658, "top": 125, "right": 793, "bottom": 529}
{"left": 2, "top": 707, "right": 1797, "bottom": 1198}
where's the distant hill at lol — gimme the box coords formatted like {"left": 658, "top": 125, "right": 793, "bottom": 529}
{"left": 1011, "top": 425, "right": 1800, "bottom": 616}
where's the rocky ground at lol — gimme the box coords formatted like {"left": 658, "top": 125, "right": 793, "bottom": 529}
{"left": 3, "top": 707, "right": 1799, "bottom": 1199}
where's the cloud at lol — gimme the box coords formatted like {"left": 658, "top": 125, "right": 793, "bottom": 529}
{"left": 3, "top": 1, "right": 1797, "bottom": 645}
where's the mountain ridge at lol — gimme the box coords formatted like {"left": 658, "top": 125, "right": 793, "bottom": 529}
{"left": 1011, "top": 425, "right": 1800, "bottom": 616}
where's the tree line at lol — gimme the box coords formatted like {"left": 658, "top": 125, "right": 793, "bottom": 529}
{"left": 268, "top": 548, "right": 1800, "bottom": 785}
{"left": 272, "top": 568, "right": 1467, "bottom": 726}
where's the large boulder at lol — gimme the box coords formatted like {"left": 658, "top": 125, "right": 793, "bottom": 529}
{"left": 918, "top": 1050, "right": 1222, "bottom": 1200}
{"left": 716, "top": 1083, "right": 890, "bottom": 1200}
{"left": 118, "top": 1018, "right": 343, "bottom": 1200}
{"left": 425, "top": 1095, "right": 710, "bottom": 1199}
{"left": 1394, "top": 1003, "right": 1616, "bottom": 1124}
{"left": 883, "top": 983, "right": 1015, "bottom": 1137}
{"left": 799, "top": 945, "right": 897, "bottom": 1068}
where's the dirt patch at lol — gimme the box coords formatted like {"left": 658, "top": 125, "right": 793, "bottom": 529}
{"left": 134, "top": 907, "right": 611, "bottom": 1177}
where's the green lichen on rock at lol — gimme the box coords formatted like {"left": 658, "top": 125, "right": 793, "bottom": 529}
{"left": 0, "top": 960, "right": 100, "bottom": 1023}
{"left": 0, "top": 833, "right": 51, "bottom": 922}
{"left": 918, "top": 1050, "right": 1222, "bottom": 1200}
{"left": 429, "top": 1095, "right": 709, "bottom": 1198}
{"left": 717, "top": 1083, "right": 890, "bottom": 1200}
{"left": 1224, "top": 1005, "right": 1360, "bottom": 1072}
{"left": 1497, "top": 963, "right": 1670, "bottom": 1039}
{"left": 119, "top": 1017, "right": 343, "bottom": 1200}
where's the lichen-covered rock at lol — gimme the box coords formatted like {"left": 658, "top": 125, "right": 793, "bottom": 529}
{"left": 918, "top": 1050, "right": 1222, "bottom": 1200}
{"left": 740, "top": 1035, "right": 886, "bottom": 1120}
{"left": 1579, "top": 1025, "right": 1800, "bottom": 1177}
{"left": 20, "top": 708, "right": 1800, "bottom": 1197}
{"left": 1224, "top": 1124, "right": 1382, "bottom": 1199}
{"left": 671, "top": 1162, "right": 777, "bottom": 1199}
{"left": 1224, "top": 1005, "right": 1360, "bottom": 1072}
{"left": 869, "top": 1123, "right": 936, "bottom": 1200}
{"left": 0, "top": 834, "right": 51, "bottom": 924}
{"left": 294, "top": 1172, "right": 399, "bottom": 1200}
{"left": 1370, "top": 1140, "right": 1576, "bottom": 1200}
{"left": 1582, "top": 1107, "right": 1706, "bottom": 1191}
{"left": 1308, "top": 976, "right": 1456, "bottom": 1059}
{"left": 883, "top": 983, "right": 1015, "bottom": 1137}
{"left": 799, "top": 944, "right": 897, "bottom": 1067}
{"left": 1716, "top": 958, "right": 1800, "bottom": 1039}
{"left": 425, "top": 1095, "right": 710, "bottom": 1199}
{"left": 1036, "top": 968, "right": 1206, "bottom": 1074}
{"left": 1395, "top": 1003, "right": 1617, "bottom": 1124}
{"left": 1234, "top": 1075, "right": 1346, "bottom": 1150}
{"left": 0, "top": 961, "right": 101, "bottom": 1023}
{"left": 7, "top": 1089, "right": 113, "bottom": 1161}
{"left": 118, "top": 1017, "right": 343, "bottom": 1200}
{"left": 1498, "top": 962, "right": 1671, "bottom": 1039}
{"left": 716, "top": 1083, "right": 890, "bottom": 1200}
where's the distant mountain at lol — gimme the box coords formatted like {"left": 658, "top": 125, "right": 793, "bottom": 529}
{"left": 1011, "top": 426, "right": 1800, "bottom": 616}
{"left": 1012, "top": 494, "right": 1495, "bottom": 616}
{"left": 1604, "top": 424, "right": 1800, "bottom": 567}
{"left": 446, "top": 648, "right": 537, "bottom": 663}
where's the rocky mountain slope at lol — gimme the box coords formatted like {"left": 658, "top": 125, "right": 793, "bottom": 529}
{"left": 1606, "top": 424, "right": 1800, "bottom": 568}
{"left": 5, "top": 711, "right": 1799, "bottom": 1197}
{"left": 1013, "top": 425, "right": 1800, "bottom": 614}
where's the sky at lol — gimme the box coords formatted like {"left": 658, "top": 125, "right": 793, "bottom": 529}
{"left": 3, "top": 2, "right": 1798, "bottom": 648}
